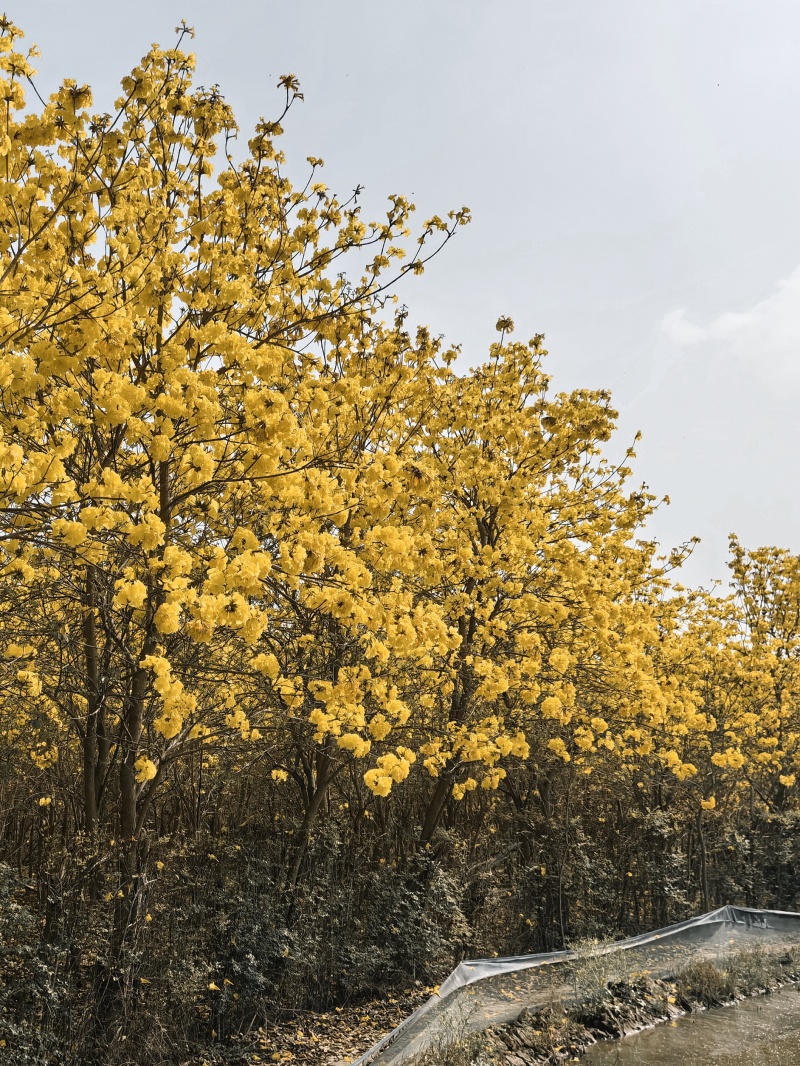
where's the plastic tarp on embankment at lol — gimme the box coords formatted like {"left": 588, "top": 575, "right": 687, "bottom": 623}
{"left": 351, "top": 906, "right": 800, "bottom": 1065}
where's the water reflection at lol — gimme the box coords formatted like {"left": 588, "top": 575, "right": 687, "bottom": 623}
{"left": 583, "top": 985, "right": 800, "bottom": 1065}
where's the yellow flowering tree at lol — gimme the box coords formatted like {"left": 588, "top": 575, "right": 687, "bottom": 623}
{"left": 724, "top": 539, "right": 800, "bottom": 803}
{"left": 374, "top": 328, "right": 687, "bottom": 841}
{"left": 0, "top": 18, "right": 467, "bottom": 868}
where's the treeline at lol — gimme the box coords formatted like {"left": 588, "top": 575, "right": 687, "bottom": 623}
{"left": 0, "top": 19, "right": 799, "bottom": 1064}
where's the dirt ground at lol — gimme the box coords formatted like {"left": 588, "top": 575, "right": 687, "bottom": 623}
{"left": 244, "top": 986, "right": 434, "bottom": 1065}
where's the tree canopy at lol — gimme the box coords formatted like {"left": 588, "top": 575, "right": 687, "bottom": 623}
{"left": 1, "top": 19, "right": 799, "bottom": 1065}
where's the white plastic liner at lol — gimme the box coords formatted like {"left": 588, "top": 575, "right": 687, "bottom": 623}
{"left": 351, "top": 905, "right": 800, "bottom": 1065}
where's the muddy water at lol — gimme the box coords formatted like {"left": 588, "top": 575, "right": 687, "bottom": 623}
{"left": 583, "top": 985, "right": 800, "bottom": 1065}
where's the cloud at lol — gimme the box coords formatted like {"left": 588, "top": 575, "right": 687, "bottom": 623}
{"left": 660, "top": 265, "right": 800, "bottom": 379}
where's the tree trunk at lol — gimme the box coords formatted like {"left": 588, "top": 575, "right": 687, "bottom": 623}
{"left": 697, "top": 810, "right": 710, "bottom": 911}
{"left": 420, "top": 774, "right": 452, "bottom": 845}
{"left": 285, "top": 749, "right": 338, "bottom": 907}
{"left": 82, "top": 571, "right": 100, "bottom": 834}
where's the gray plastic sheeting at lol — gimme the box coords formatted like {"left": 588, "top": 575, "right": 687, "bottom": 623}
{"left": 351, "top": 906, "right": 800, "bottom": 1065}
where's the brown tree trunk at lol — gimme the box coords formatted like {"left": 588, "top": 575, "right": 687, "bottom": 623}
{"left": 285, "top": 749, "right": 337, "bottom": 895}
{"left": 697, "top": 810, "right": 710, "bottom": 911}
{"left": 420, "top": 774, "right": 452, "bottom": 845}
{"left": 82, "top": 570, "right": 100, "bottom": 834}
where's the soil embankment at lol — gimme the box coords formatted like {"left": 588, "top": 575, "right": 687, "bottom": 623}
{"left": 484, "top": 950, "right": 800, "bottom": 1066}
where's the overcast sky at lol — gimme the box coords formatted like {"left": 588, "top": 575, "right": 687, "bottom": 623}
{"left": 18, "top": 0, "right": 800, "bottom": 590}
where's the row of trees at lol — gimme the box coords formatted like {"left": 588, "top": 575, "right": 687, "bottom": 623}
{"left": 1, "top": 19, "right": 799, "bottom": 1064}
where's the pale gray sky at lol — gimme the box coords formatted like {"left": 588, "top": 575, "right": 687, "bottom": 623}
{"left": 19, "top": 0, "right": 800, "bottom": 589}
